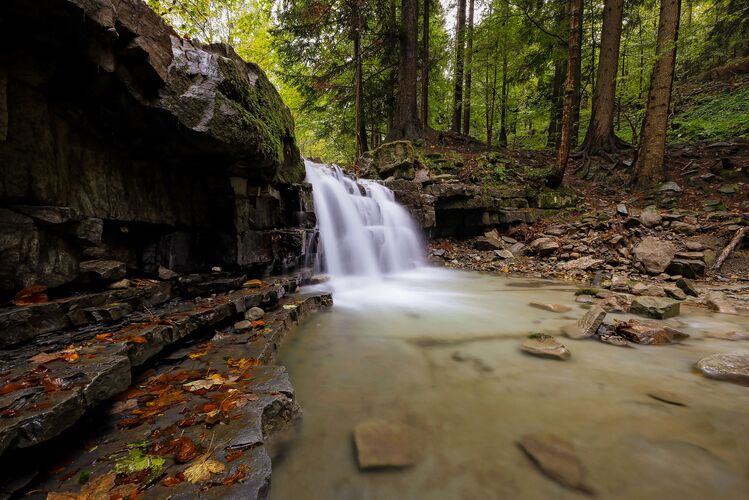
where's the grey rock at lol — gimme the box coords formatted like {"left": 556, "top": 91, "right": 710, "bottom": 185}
{"left": 494, "top": 249, "right": 514, "bottom": 260}
{"left": 630, "top": 296, "right": 680, "bottom": 319}
{"left": 559, "top": 256, "right": 603, "bottom": 271}
{"left": 659, "top": 181, "right": 682, "bottom": 193}
{"left": 640, "top": 210, "right": 663, "bottom": 228}
{"left": 529, "top": 238, "right": 560, "bottom": 257}
{"left": 246, "top": 307, "right": 265, "bottom": 321}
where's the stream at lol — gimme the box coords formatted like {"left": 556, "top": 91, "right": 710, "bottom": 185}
{"left": 272, "top": 269, "right": 749, "bottom": 499}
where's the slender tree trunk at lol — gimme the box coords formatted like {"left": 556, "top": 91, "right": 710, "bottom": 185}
{"left": 451, "top": 0, "right": 466, "bottom": 132}
{"left": 631, "top": 0, "right": 681, "bottom": 188}
{"left": 462, "top": 0, "right": 475, "bottom": 135}
{"left": 498, "top": 37, "right": 508, "bottom": 146}
{"left": 387, "top": 0, "right": 423, "bottom": 140}
{"left": 421, "top": 0, "right": 430, "bottom": 128}
{"left": 385, "top": 0, "right": 398, "bottom": 134}
{"left": 548, "top": 59, "right": 565, "bottom": 148}
{"left": 550, "top": 0, "right": 583, "bottom": 187}
{"left": 581, "top": 0, "right": 625, "bottom": 154}
{"left": 353, "top": 1, "right": 367, "bottom": 157}
{"left": 571, "top": 6, "right": 583, "bottom": 148}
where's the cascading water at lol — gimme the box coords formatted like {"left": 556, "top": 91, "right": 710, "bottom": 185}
{"left": 304, "top": 159, "right": 425, "bottom": 286}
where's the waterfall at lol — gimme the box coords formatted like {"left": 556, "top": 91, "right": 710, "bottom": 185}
{"left": 305, "top": 159, "right": 425, "bottom": 284}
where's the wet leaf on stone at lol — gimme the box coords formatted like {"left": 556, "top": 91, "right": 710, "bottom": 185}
{"left": 222, "top": 464, "right": 249, "bottom": 486}
{"left": 95, "top": 333, "right": 113, "bottom": 341}
{"left": 13, "top": 285, "right": 48, "bottom": 306}
{"left": 183, "top": 453, "right": 226, "bottom": 483}
{"left": 161, "top": 473, "right": 185, "bottom": 487}
{"left": 112, "top": 449, "right": 165, "bottom": 476}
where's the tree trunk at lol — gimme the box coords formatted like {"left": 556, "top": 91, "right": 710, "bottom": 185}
{"left": 451, "top": 0, "right": 466, "bottom": 133}
{"left": 353, "top": 1, "right": 367, "bottom": 157}
{"left": 571, "top": 8, "right": 583, "bottom": 148}
{"left": 384, "top": 0, "right": 398, "bottom": 134}
{"left": 462, "top": 0, "right": 474, "bottom": 135}
{"left": 581, "top": 0, "right": 625, "bottom": 154}
{"left": 631, "top": 0, "right": 681, "bottom": 189}
{"left": 498, "top": 36, "right": 508, "bottom": 147}
{"left": 421, "top": 0, "right": 430, "bottom": 128}
{"left": 387, "top": 0, "right": 423, "bottom": 140}
{"left": 550, "top": 0, "right": 583, "bottom": 187}
{"left": 547, "top": 59, "right": 565, "bottom": 148}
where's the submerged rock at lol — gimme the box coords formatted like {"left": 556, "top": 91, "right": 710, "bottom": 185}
{"left": 615, "top": 320, "right": 688, "bottom": 345}
{"left": 529, "top": 302, "right": 572, "bottom": 313}
{"left": 521, "top": 335, "right": 570, "bottom": 360}
{"left": 564, "top": 306, "right": 606, "bottom": 340}
{"left": 705, "top": 331, "right": 749, "bottom": 341}
{"left": 517, "top": 433, "right": 593, "bottom": 494}
{"left": 354, "top": 420, "right": 417, "bottom": 469}
{"left": 630, "top": 296, "right": 680, "bottom": 319}
{"left": 705, "top": 293, "right": 737, "bottom": 314}
{"left": 695, "top": 353, "right": 749, "bottom": 384}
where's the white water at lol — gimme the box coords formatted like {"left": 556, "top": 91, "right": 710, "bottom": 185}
{"left": 305, "top": 159, "right": 425, "bottom": 295}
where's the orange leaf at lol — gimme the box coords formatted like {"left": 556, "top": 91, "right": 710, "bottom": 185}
{"left": 95, "top": 333, "right": 113, "bottom": 341}
{"left": 129, "top": 336, "right": 147, "bottom": 344}
{"left": 13, "top": 285, "right": 48, "bottom": 306}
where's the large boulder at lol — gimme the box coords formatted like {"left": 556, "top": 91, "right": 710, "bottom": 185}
{"left": 369, "top": 141, "right": 418, "bottom": 180}
{"left": 633, "top": 237, "right": 676, "bottom": 274}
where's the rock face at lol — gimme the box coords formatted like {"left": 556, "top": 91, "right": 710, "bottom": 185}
{"left": 633, "top": 237, "right": 676, "bottom": 274}
{"left": 0, "top": 0, "right": 312, "bottom": 296}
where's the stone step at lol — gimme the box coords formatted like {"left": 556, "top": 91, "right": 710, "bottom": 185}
{"left": 0, "top": 272, "right": 317, "bottom": 459}
{"left": 0, "top": 291, "right": 331, "bottom": 499}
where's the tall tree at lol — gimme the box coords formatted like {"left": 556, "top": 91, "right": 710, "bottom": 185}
{"left": 352, "top": 0, "right": 367, "bottom": 157}
{"left": 581, "top": 0, "right": 626, "bottom": 155}
{"left": 550, "top": 0, "right": 583, "bottom": 187}
{"left": 498, "top": 0, "right": 509, "bottom": 146}
{"left": 451, "top": 0, "right": 467, "bottom": 132}
{"left": 631, "top": 0, "right": 681, "bottom": 188}
{"left": 462, "top": 0, "right": 475, "bottom": 135}
{"left": 388, "top": 0, "right": 423, "bottom": 139}
{"left": 421, "top": 0, "right": 430, "bottom": 128}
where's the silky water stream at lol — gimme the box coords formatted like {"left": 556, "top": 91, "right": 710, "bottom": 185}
{"left": 271, "top": 162, "right": 749, "bottom": 499}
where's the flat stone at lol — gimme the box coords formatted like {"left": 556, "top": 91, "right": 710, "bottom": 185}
{"left": 705, "top": 331, "right": 749, "bottom": 341}
{"left": 659, "top": 181, "right": 682, "bottom": 193}
{"left": 695, "top": 353, "right": 749, "bottom": 384}
{"left": 630, "top": 296, "right": 680, "bottom": 319}
{"left": 517, "top": 433, "right": 593, "bottom": 494}
{"left": 664, "top": 286, "right": 687, "bottom": 300}
{"left": 564, "top": 306, "right": 606, "bottom": 340}
{"left": 158, "top": 266, "right": 179, "bottom": 280}
{"left": 510, "top": 242, "right": 527, "bottom": 256}
{"left": 78, "top": 260, "right": 126, "bottom": 283}
{"left": 529, "top": 238, "right": 559, "bottom": 257}
{"left": 494, "top": 249, "right": 514, "bottom": 260}
{"left": 685, "top": 241, "right": 704, "bottom": 251}
{"left": 640, "top": 210, "right": 663, "bottom": 228}
{"left": 521, "top": 335, "right": 570, "bottom": 360}
{"left": 529, "top": 302, "right": 572, "bottom": 313}
{"left": 354, "top": 420, "right": 417, "bottom": 469}
{"left": 615, "top": 320, "right": 687, "bottom": 345}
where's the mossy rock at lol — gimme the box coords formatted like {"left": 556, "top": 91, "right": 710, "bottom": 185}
{"left": 371, "top": 141, "right": 417, "bottom": 180}
{"left": 536, "top": 189, "right": 578, "bottom": 209}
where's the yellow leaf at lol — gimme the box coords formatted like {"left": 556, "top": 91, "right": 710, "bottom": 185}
{"left": 183, "top": 454, "right": 226, "bottom": 483}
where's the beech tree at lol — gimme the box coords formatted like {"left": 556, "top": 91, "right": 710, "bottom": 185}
{"left": 631, "top": 0, "right": 681, "bottom": 188}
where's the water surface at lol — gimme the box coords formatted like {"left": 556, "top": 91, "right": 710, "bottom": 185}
{"left": 273, "top": 269, "right": 749, "bottom": 500}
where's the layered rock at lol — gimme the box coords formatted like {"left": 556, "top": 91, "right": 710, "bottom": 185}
{"left": 0, "top": 0, "right": 313, "bottom": 297}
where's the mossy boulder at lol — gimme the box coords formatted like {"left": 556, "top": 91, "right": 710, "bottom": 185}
{"left": 536, "top": 189, "right": 578, "bottom": 209}
{"left": 370, "top": 141, "right": 418, "bottom": 180}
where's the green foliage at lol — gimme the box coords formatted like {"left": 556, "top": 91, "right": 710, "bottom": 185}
{"left": 670, "top": 82, "right": 749, "bottom": 142}
{"left": 112, "top": 449, "right": 165, "bottom": 481}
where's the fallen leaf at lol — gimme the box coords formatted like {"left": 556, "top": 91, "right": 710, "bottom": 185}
{"left": 225, "top": 450, "right": 243, "bottom": 462}
{"left": 242, "top": 279, "right": 266, "bottom": 289}
{"left": 161, "top": 474, "right": 185, "bottom": 487}
{"left": 251, "top": 320, "right": 265, "bottom": 328}
{"left": 113, "top": 449, "right": 165, "bottom": 476}
{"left": 95, "top": 333, "right": 113, "bottom": 341}
{"left": 109, "top": 399, "right": 137, "bottom": 414}
{"left": 183, "top": 454, "right": 226, "bottom": 483}
{"left": 47, "top": 472, "right": 117, "bottom": 500}
{"left": 13, "top": 285, "right": 48, "bottom": 306}
{"left": 29, "top": 348, "right": 80, "bottom": 365}
{"left": 222, "top": 464, "right": 249, "bottom": 486}
{"left": 129, "top": 335, "right": 148, "bottom": 344}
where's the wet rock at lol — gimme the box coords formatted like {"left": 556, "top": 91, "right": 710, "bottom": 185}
{"left": 529, "top": 238, "right": 559, "bottom": 257}
{"left": 676, "top": 278, "right": 699, "bottom": 297}
{"left": 108, "top": 279, "right": 130, "bottom": 290}
{"left": 521, "top": 334, "right": 570, "bottom": 360}
{"left": 615, "top": 320, "right": 688, "bottom": 345}
{"left": 245, "top": 307, "right": 265, "bottom": 321}
{"left": 705, "top": 293, "right": 737, "bottom": 314}
{"left": 633, "top": 237, "right": 676, "bottom": 275}
{"left": 517, "top": 433, "right": 593, "bottom": 494}
{"left": 705, "top": 331, "right": 749, "bottom": 341}
{"left": 78, "top": 260, "right": 126, "bottom": 283}
{"left": 529, "top": 303, "right": 572, "bottom": 313}
{"left": 510, "top": 242, "right": 527, "bottom": 256}
{"left": 667, "top": 259, "right": 705, "bottom": 278}
{"left": 158, "top": 266, "right": 179, "bottom": 280}
{"left": 234, "top": 320, "right": 252, "bottom": 330}
{"left": 494, "top": 249, "right": 514, "bottom": 260}
{"left": 564, "top": 306, "right": 606, "bottom": 340}
{"left": 664, "top": 286, "right": 687, "bottom": 301}
{"left": 596, "top": 325, "right": 630, "bottom": 347}
{"left": 630, "top": 296, "right": 680, "bottom": 319}
{"left": 598, "top": 294, "right": 630, "bottom": 313}
{"left": 84, "top": 302, "right": 132, "bottom": 323}
{"left": 559, "top": 256, "right": 603, "bottom": 271}
{"left": 354, "top": 420, "right": 417, "bottom": 469}
{"left": 695, "top": 353, "right": 749, "bottom": 384}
